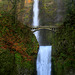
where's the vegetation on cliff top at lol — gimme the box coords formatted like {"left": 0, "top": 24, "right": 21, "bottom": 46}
{"left": 0, "top": 12, "right": 39, "bottom": 75}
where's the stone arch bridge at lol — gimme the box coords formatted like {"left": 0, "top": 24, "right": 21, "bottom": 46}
{"left": 29, "top": 26, "right": 59, "bottom": 32}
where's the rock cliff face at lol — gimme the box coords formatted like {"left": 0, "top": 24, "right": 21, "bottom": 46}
{"left": 39, "top": 0, "right": 65, "bottom": 26}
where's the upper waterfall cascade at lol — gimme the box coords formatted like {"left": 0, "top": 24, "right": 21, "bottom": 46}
{"left": 33, "top": 0, "right": 39, "bottom": 26}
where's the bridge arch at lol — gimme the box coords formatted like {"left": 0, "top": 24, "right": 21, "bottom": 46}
{"left": 30, "top": 26, "right": 58, "bottom": 32}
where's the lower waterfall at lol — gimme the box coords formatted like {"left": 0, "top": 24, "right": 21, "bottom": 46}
{"left": 36, "top": 46, "right": 52, "bottom": 75}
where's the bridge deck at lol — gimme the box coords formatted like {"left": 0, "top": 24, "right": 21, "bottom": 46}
{"left": 28, "top": 25, "right": 59, "bottom": 32}
{"left": 29, "top": 26, "right": 59, "bottom": 28}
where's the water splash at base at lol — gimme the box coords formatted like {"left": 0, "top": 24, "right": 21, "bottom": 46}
{"left": 36, "top": 46, "right": 52, "bottom": 75}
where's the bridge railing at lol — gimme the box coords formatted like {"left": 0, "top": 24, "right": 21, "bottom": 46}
{"left": 28, "top": 25, "right": 59, "bottom": 32}
{"left": 29, "top": 26, "right": 58, "bottom": 28}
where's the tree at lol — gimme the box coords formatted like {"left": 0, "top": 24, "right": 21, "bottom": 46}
{"left": 10, "top": 0, "right": 20, "bottom": 24}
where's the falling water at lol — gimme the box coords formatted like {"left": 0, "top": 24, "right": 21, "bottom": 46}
{"left": 37, "top": 46, "right": 52, "bottom": 75}
{"left": 32, "top": 0, "right": 52, "bottom": 75}
{"left": 33, "top": 0, "right": 39, "bottom": 27}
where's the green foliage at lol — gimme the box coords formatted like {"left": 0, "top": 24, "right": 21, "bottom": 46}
{"left": 22, "top": 61, "right": 34, "bottom": 70}
{"left": 15, "top": 53, "right": 22, "bottom": 65}
{"left": 0, "top": 12, "right": 39, "bottom": 75}
{"left": 0, "top": 50, "right": 17, "bottom": 75}
{"left": 52, "top": 3, "right": 75, "bottom": 75}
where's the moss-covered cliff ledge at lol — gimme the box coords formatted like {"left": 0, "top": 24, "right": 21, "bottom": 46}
{"left": 0, "top": 12, "right": 39, "bottom": 75}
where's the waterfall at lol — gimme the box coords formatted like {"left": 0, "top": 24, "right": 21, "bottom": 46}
{"left": 32, "top": 0, "right": 52, "bottom": 75}
{"left": 37, "top": 46, "right": 52, "bottom": 75}
{"left": 33, "top": 0, "right": 39, "bottom": 27}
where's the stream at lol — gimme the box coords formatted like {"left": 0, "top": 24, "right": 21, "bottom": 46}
{"left": 32, "top": 0, "right": 52, "bottom": 75}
